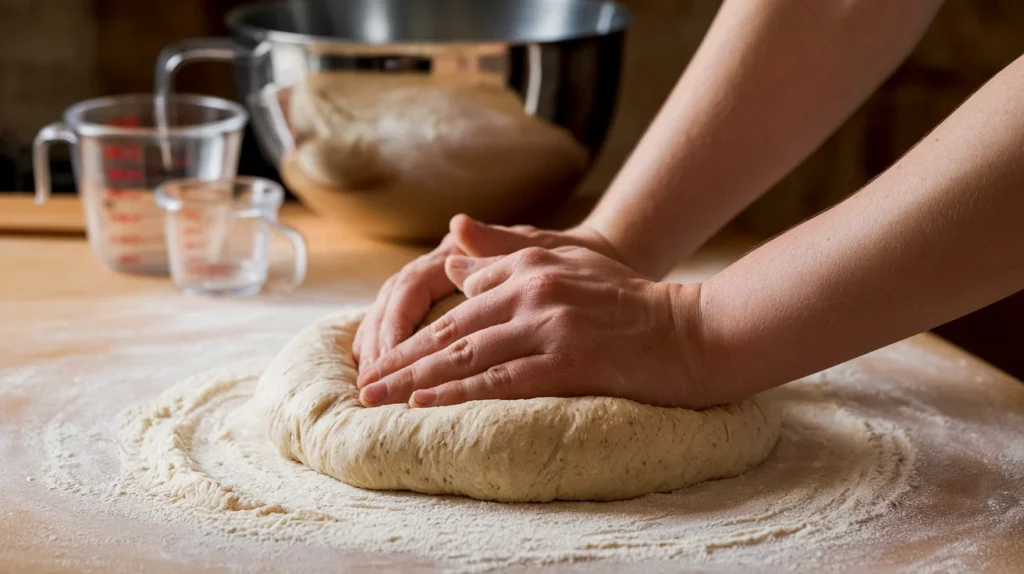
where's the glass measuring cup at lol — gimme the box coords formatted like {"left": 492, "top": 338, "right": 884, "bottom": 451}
{"left": 155, "top": 177, "right": 307, "bottom": 297}
{"left": 33, "top": 94, "right": 248, "bottom": 274}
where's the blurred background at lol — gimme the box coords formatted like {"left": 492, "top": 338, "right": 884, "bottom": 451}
{"left": 1, "top": 0, "right": 1021, "bottom": 376}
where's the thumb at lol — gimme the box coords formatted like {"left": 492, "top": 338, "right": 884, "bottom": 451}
{"left": 449, "top": 214, "right": 536, "bottom": 257}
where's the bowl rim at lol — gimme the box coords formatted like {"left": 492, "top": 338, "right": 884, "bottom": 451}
{"left": 226, "top": 0, "right": 630, "bottom": 46}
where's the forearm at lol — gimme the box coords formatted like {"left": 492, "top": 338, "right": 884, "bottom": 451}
{"left": 585, "top": 0, "right": 943, "bottom": 278}
{"left": 696, "top": 54, "right": 1024, "bottom": 404}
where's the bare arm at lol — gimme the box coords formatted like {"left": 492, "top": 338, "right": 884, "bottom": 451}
{"left": 355, "top": 0, "right": 946, "bottom": 373}
{"left": 357, "top": 53, "right": 1024, "bottom": 411}
{"left": 695, "top": 53, "right": 1024, "bottom": 404}
{"left": 586, "top": 0, "right": 944, "bottom": 278}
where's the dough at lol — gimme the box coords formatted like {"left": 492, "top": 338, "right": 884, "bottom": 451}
{"left": 287, "top": 73, "right": 587, "bottom": 192}
{"left": 279, "top": 73, "right": 590, "bottom": 239}
{"left": 253, "top": 297, "right": 781, "bottom": 502}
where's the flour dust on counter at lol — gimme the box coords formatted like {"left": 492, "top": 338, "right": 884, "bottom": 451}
{"left": 98, "top": 347, "right": 1021, "bottom": 572}
{"left": 9, "top": 296, "right": 1024, "bottom": 572}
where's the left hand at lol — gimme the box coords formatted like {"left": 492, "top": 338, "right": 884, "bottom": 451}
{"left": 355, "top": 246, "right": 713, "bottom": 409}
{"left": 351, "top": 215, "right": 625, "bottom": 372}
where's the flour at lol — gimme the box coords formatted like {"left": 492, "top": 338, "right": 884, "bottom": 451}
{"left": 104, "top": 359, "right": 972, "bottom": 572}
{"left": 14, "top": 295, "right": 1024, "bottom": 572}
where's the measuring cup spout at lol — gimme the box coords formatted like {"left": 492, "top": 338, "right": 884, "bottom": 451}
{"left": 33, "top": 122, "right": 78, "bottom": 204}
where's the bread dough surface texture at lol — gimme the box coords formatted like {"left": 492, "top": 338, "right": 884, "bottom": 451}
{"left": 287, "top": 73, "right": 588, "bottom": 192}
{"left": 254, "top": 298, "right": 781, "bottom": 502}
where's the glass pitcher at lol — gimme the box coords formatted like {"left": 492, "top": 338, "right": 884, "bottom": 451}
{"left": 33, "top": 94, "right": 248, "bottom": 274}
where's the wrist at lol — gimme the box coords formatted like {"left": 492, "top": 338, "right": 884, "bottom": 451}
{"left": 655, "top": 281, "right": 718, "bottom": 408}
{"left": 569, "top": 220, "right": 639, "bottom": 273}
{"left": 659, "top": 280, "right": 741, "bottom": 407}
{"left": 578, "top": 217, "right": 675, "bottom": 279}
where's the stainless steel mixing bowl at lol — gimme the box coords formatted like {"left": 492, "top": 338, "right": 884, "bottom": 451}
{"left": 156, "top": 0, "right": 630, "bottom": 240}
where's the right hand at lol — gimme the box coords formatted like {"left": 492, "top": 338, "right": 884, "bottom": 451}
{"left": 352, "top": 214, "right": 623, "bottom": 371}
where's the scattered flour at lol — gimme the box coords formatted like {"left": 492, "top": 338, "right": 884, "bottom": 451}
{"left": 104, "top": 358, "right": 990, "bottom": 572}
{"left": 7, "top": 296, "right": 1023, "bottom": 572}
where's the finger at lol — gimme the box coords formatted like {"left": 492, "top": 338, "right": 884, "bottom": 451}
{"left": 450, "top": 214, "right": 545, "bottom": 257}
{"left": 357, "top": 285, "right": 515, "bottom": 388}
{"left": 354, "top": 276, "right": 395, "bottom": 368}
{"left": 455, "top": 246, "right": 554, "bottom": 297}
{"left": 409, "top": 355, "right": 557, "bottom": 407}
{"left": 359, "top": 322, "right": 534, "bottom": 407}
{"left": 444, "top": 254, "right": 502, "bottom": 293}
{"left": 377, "top": 262, "right": 458, "bottom": 358}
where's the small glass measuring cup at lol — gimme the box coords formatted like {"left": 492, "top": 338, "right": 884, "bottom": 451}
{"left": 155, "top": 177, "right": 307, "bottom": 297}
{"left": 34, "top": 94, "right": 248, "bottom": 274}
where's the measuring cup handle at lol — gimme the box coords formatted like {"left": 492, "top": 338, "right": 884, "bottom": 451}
{"left": 33, "top": 122, "right": 78, "bottom": 205}
{"left": 264, "top": 218, "right": 309, "bottom": 292}
{"left": 155, "top": 37, "right": 238, "bottom": 99}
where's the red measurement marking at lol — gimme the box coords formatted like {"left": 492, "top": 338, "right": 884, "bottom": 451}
{"left": 181, "top": 209, "right": 202, "bottom": 221}
{"left": 106, "top": 188, "right": 144, "bottom": 200}
{"left": 111, "top": 235, "right": 142, "bottom": 245}
{"left": 183, "top": 226, "right": 203, "bottom": 236}
{"left": 117, "top": 254, "right": 141, "bottom": 265}
{"left": 109, "top": 212, "right": 142, "bottom": 223}
{"left": 107, "top": 168, "right": 143, "bottom": 182}
{"left": 104, "top": 146, "right": 142, "bottom": 161}
{"left": 108, "top": 116, "right": 140, "bottom": 127}
{"left": 184, "top": 240, "right": 204, "bottom": 250}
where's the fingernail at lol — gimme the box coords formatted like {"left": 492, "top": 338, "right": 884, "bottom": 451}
{"left": 447, "top": 255, "right": 475, "bottom": 270}
{"left": 362, "top": 383, "right": 388, "bottom": 406}
{"left": 411, "top": 389, "right": 437, "bottom": 408}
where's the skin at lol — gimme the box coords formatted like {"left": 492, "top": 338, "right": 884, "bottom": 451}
{"left": 355, "top": 0, "right": 1024, "bottom": 409}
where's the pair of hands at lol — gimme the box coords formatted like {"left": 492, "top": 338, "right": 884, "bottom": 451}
{"left": 352, "top": 215, "right": 712, "bottom": 410}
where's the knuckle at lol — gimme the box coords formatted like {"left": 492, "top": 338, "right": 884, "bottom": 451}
{"left": 476, "top": 266, "right": 498, "bottom": 288}
{"left": 430, "top": 312, "right": 460, "bottom": 346}
{"left": 524, "top": 272, "right": 560, "bottom": 300}
{"left": 484, "top": 364, "right": 513, "bottom": 393}
{"left": 394, "top": 366, "right": 417, "bottom": 392}
{"left": 518, "top": 246, "right": 548, "bottom": 265}
{"left": 547, "top": 306, "right": 574, "bottom": 327}
{"left": 446, "top": 337, "right": 476, "bottom": 368}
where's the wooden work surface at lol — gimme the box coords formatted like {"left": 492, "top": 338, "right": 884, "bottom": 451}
{"left": 1, "top": 195, "right": 1023, "bottom": 572}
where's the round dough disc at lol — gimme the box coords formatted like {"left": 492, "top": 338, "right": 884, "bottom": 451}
{"left": 254, "top": 296, "right": 781, "bottom": 502}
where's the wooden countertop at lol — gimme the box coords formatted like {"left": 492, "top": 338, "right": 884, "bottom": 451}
{"left": 1, "top": 194, "right": 1022, "bottom": 571}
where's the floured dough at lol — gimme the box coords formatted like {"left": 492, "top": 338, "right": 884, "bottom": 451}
{"left": 253, "top": 297, "right": 781, "bottom": 502}
{"left": 279, "top": 73, "right": 590, "bottom": 239}
{"left": 287, "top": 73, "right": 587, "bottom": 192}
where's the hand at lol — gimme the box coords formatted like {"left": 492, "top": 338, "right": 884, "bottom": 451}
{"left": 356, "top": 246, "right": 714, "bottom": 409}
{"left": 352, "top": 214, "right": 624, "bottom": 370}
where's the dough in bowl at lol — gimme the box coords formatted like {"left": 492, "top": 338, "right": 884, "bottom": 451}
{"left": 253, "top": 297, "right": 781, "bottom": 502}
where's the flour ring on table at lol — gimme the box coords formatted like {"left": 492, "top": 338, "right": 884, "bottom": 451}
{"left": 253, "top": 298, "right": 782, "bottom": 502}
